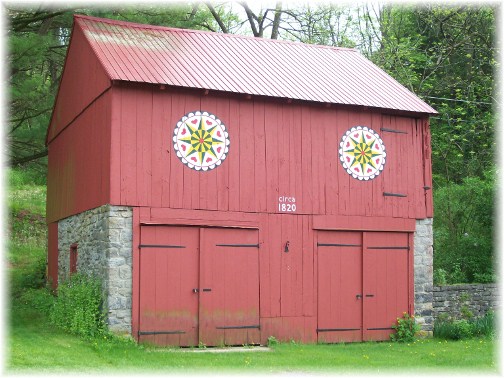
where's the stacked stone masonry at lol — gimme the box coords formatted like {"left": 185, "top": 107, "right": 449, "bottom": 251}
{"left": 433, "top": 284, "right": 499, "bottom": 319}
{"left": 414, "top": 218, "right": 434, "bottom": 332}
{"left": 58, "top": 205, "right": 133, "bottom": 334}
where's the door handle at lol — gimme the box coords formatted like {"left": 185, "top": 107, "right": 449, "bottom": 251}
{"left": 202, "top": 288, "right": 212, "bottom": 292}
{"left": 356, "top": 294, "right": 362, "bottom": 299}
{"left": 366, "top": 294, "right": 374, "bottom": 298}
{"left": 192, "top": 288, "right": 199, "bottom": 293}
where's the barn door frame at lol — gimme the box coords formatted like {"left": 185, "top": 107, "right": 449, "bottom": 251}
{"left": 134, "top": 222, "right": 260, "bottom": 347}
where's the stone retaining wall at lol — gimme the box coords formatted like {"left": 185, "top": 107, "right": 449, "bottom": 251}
{"left": 433, "top": 283, "right": 499, "bottom": 319}
{"left": 58, "top": 205, "right": 133, "bottom": 333}
{"left": 414, "top": 218, "right": 434, "bottom": 332}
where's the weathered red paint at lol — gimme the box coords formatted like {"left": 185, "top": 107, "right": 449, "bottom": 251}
{"left": 47, "top": 15, "right": 435, "bottom": 346}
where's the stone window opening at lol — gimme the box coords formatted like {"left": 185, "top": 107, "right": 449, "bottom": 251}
{"left": 70, "top": 243, "right": 78, "bottom": 275}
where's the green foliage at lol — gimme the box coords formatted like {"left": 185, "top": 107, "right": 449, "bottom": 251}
{"left": 19, "top": 288, "right": 55, "bottom": 315}
{"left": 267, "top": 336, "right": 279, "bottom": 346}
{"left": 433, "top": 269, "right": 448, "bottom": 285}
{"left": 433, "top": 170, "right": 495, "bottom": 283}
{"left": 471, "top": 312, "right": 495, "bottom": 338}
{"left": 390, "top": 313, "right": 420, "bottom": 342}
{"left": 49, "top": 273, "right": 107, "bottom": 339}
{"left": 434, "top": 319, "right": 473, "bottom": 340}
{"left": 434, "top": 312, "right": 495, "bottom": 340}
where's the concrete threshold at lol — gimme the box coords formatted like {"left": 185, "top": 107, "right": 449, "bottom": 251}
{"left": 151, "top": 346, "right": 271, "bottom": 353}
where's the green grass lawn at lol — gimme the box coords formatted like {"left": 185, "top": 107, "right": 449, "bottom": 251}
{"left": 7, "top": 301, "right": 498, "bottom": 374}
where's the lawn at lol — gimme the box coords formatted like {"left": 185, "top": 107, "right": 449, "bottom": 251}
{"left": 7, "top": 300, "right": 498, "bottom": 374}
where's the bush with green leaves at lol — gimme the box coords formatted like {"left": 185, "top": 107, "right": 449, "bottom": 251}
{"left": 433, "top": 169, "right": 495, "bottom": 284}
{"left": 390, "top": 313, "right": 420, "bottom": 342}
{"left": 49, "top": 273, "right": 107, "bottom": 338}
{"left": 434, "top": 311, "right": 495, "bottom": 340}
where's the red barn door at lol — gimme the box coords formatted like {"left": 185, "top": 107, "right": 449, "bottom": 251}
{"left": 138, "top": 226, "right": 199, "bottom": 346}
{"left": 317, "top": 231, "right": 363, "bottom": 342}
{"left": 363, "top": 232, "right": 410, "bottom": 341}
{"left": 138, "top": 226, "right": 259, "bottom": 347}
{"left": 317, "top": 231, "right": 411, "bottom": 343}
{"left": 199, "top": 228, "right": 260, "bottom": 346}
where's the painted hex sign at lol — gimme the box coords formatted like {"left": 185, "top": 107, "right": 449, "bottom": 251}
{"left": 173, "top": 111, "right": 230, "bottom": 171}
{"left": 339, "top": 126, "right": 386, "bottom": 180}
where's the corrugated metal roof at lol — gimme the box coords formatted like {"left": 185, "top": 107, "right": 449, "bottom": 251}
{"left": 76, "top": 15, "right": 437, "bottom": 114}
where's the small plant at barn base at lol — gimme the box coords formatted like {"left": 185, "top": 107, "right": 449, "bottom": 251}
{"left": 267, "top": 336, "right": 279, "bottom": 346}
{"left": 390, "top": 312, "right": 420, "bottom": 342}
{"left": 49, "top": 273, "right": 108, "bottom": 339}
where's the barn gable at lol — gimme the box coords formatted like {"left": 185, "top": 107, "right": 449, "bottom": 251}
{"left": 47, "top": 19, "right": 110, "bottom": 143}
{"left": 46, "top": 15, "right": 435, "bottom": 345}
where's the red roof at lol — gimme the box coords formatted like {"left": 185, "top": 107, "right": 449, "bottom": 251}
{"left": 75, "top": 15, "right": 436, "bottom": 114}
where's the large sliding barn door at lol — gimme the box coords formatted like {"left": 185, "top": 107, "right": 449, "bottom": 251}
{"left": 317, "top": 230, "right": 411, "bottom": 343}
{"left": 138, "top": 226, "right": 259, "bottom": 347}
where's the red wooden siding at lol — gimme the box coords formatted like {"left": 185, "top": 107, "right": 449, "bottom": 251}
{"left": 109, "top": 85, "right": 433, "bottom": 220}
{"left": 46, "top": 91, "right": 112, "bottom": 223}
{"left": 47, "top": 21, "right": 110, "bottom": 143}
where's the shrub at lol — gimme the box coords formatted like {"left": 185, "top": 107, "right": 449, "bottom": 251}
{"left": 267, "top": 336, "right": 279, "bottom": 346}
{"left": 470, "top": 311, "right": 495, "bottom": 338}
{"left": 434, "top": 318, "right": 476, "bottom": 340}
{"left": 390, "top": 313, "right": 420, "bottom": 342}
{"left": 49, "top": 273, "right": 107, "bottom": 338}
{"left": 433, "top": 269, "right": 448, "bottom": 285}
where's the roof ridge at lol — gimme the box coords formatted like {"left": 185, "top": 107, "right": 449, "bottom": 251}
{"left": 73, "top": 14, "right": 358, "bottom": 53}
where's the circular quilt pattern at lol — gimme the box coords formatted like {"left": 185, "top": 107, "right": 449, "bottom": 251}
{"left": 173, "top": 111, "right": 230, "bottom": 171}
{"left": 338, "top": 126, "right": 386, "bottom": 180}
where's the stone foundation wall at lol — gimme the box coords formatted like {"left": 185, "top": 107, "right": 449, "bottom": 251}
{"left": 58, "top": 205, "right": 133, "bottom": 333}
{"left": 433, "top": 284, "right": 499, "bottom": 319}
{"left": 414, "top": 218, "right": 434, "bottom": 332}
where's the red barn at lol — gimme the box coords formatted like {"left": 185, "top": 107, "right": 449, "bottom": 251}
{"left": 46, "top": 15, "right": 436, "bottom": 346}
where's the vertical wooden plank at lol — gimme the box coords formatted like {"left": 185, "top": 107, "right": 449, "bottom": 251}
{"left": 300, "top": 106, "right": 313, "bottom": 214}
{"left": 120, "top": 87, "right": 138, "bottom": 205}
{"left": 254, "top": 100, "right": 267, "bottom": 212}
{"left": 216, "top": 97, "right": 230, "bottom": 211}
{"left": 268, "top": 214, "right": 282, "bottom": 317}
{"left": 259, "top": 213, "right": 271, "bottom": 317}
{"left": 136, "top": 88, "right": 153, "bottom": 206}
{"left": 278, "top": 105, "right": 289, "bottom": 206}
{"left": 371, "top": 112, "right": 384, "bottom": 217}
{"left": 337, "top": 109, "right": 351, "bottom": 215}
{"left": 265, "top": 103, "right": 279, "bottom": 213}
{"left": 169, "top": 93, "right": 185, "bottom": 209}
{"left": 408, "top": 232, "right": 415, "bottom": 316}
{"left": 292, "top": 104, "right": 303, "bottom": 213}
{"left": 151, "top": 90, "right": 170, "bottom": 208}
{"left": 302, "top": 215, "right": 314, "bottom": 316}
{"left": 324, "top": 107, "right": 339, "bottom": 215}
{"left": 239, "top": 100, "right": 255, "bottom": 211}
{"left": 228, "top": 97, "right": 241, "bottom": 211}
